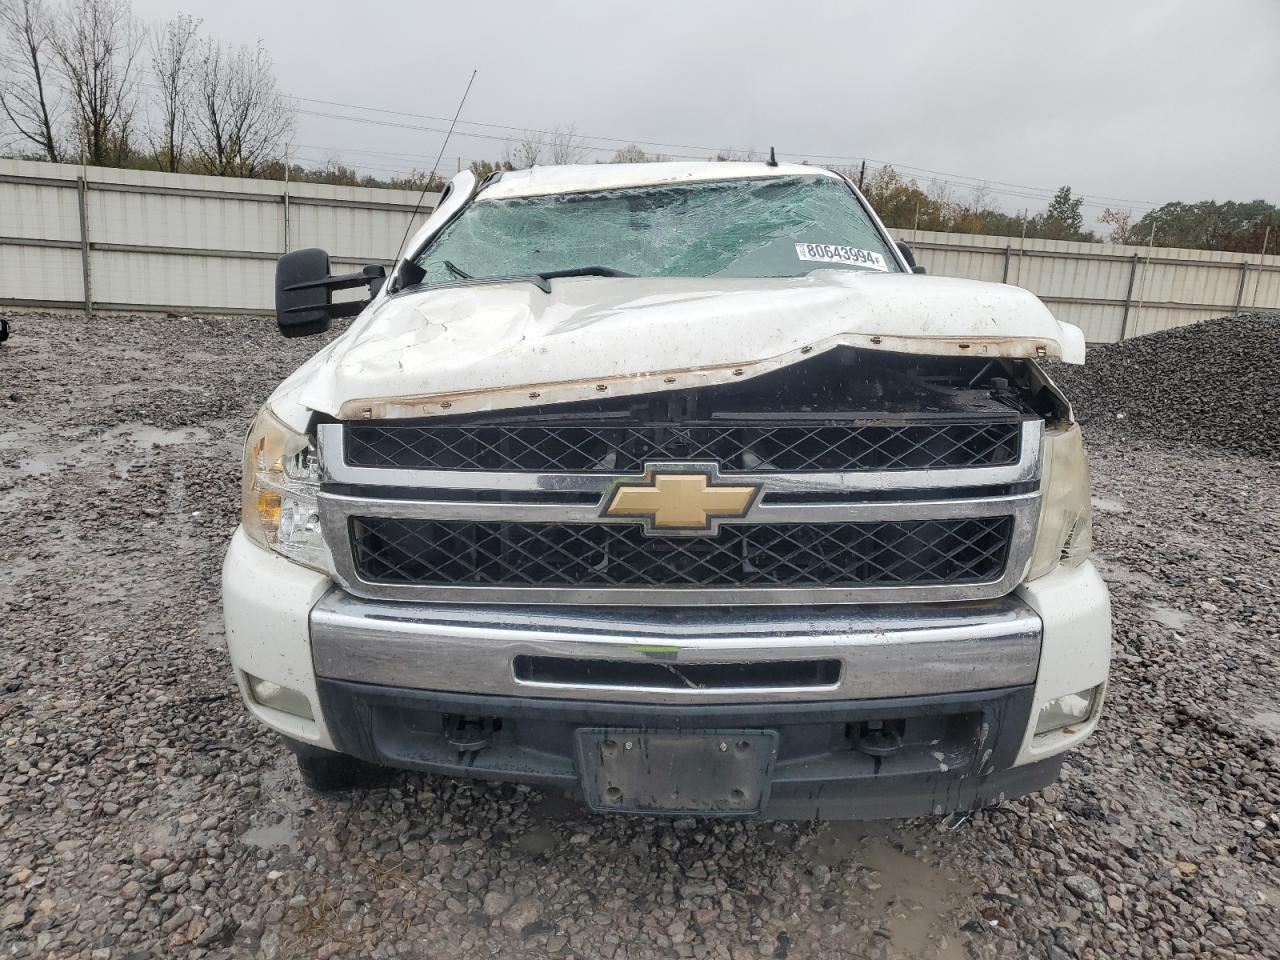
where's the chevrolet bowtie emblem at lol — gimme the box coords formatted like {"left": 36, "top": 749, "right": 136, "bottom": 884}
{"left": 602, "top": 463, "right": 761, "bottom": 536}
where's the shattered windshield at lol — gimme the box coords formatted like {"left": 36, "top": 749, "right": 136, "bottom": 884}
{"left": 412, "top": 174, "right": 900, "bottom": 284}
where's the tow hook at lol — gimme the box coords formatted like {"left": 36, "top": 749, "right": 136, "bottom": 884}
{"left": 851, "top": 719, "right": 906, "bottom": 757}
{"left": 443, "top": 715, "right": 501, "bottom": 752}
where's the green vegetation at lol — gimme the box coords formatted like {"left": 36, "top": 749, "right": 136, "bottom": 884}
{"left": 1128, "top": 200, "right": 1278, "bottom": 254}
{"left": 852, "top": 168, "right": 1096, "bottom": 242}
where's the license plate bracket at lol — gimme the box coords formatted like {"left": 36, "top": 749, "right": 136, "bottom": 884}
{"left": 575, "top": 729, "right": 779, "bottom": 816}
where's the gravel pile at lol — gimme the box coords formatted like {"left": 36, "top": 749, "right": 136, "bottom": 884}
{"left": 1051, "top": 311, "right": 1280, "bottom": 460}
{"left": 1, "top": 312, "right": 1277, "bottom": 960}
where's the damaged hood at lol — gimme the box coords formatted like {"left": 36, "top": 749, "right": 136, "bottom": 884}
{"left": 278, "top": 271, "right": 1085, "bottom": 424}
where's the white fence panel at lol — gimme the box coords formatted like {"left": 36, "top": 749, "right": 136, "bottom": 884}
{"left": 1, "top": 176, "right": 81, "bottom": 242}
{"left": 899, "top": 228, "right": 1280, "bottom": 342}
{"left": 0, "top": 243, "right": 83, "bottom": 303}
{"left": 0, "top": 158, "right": 437, "bottom": 314}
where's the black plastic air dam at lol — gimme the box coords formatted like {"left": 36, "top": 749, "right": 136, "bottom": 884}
{"left": 313, "top": 680, "right": 1059, "bottom": 820}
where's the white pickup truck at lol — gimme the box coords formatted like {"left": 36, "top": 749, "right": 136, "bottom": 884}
{"left": 222, "top": 161, "right": 1110, "bottom": 819}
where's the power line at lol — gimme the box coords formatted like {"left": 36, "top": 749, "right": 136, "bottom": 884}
{"left": 283, "top": 92, "right": 1161, "bottom": 210}
{"left": 292, "top": 110, "right": 1156, "bottom": 213}
{"left": 132, "top": 68, "right": 1160, "bottom": 214}
{"left": 295, "top": 142, "right": 481, "bottom": 166}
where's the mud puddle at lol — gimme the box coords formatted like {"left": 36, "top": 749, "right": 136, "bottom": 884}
{"left": 3, "top": 422, "right": 211, "bottom": 477}
{"left": 805, "top": 823, "right": 973, "bottom": 959}
{"left": 1146, "top": 604, "right": 1196, "bottom": 632}
{"left": 1091, "top": 495, "right": 1128, "bottom": 514}
{"left": 1249, "top": 711, "right": 1280, "bottom": 735}
{"left": 240, "top": 755, "right": 314, "bottom": 853}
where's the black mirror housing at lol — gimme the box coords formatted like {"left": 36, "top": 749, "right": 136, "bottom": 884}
{"left": 274, "top": 248, "right": 387, "bottom": 338}
{"left": 895, "top": 240, "right": 927, "bottom": 275}
{"left": 276, "top": 248, "right": 333, "bottom": 338}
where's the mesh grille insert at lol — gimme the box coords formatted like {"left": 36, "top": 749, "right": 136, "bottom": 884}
{"left": 349, "top": 516, "right": 1013, "bottom": 590}
{"left": 343, "top": 421, "right": 1022, "bottom": 473}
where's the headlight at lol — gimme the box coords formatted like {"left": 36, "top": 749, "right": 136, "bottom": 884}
{"left": 240, "top": 406, "right": 331, "bottom": 573}
{"left": 1026, "top": 422, "right": 1093, "bottom": 581}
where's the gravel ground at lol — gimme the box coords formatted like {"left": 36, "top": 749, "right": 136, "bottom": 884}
{"left": 1049, "top": 312, "right": 1280, "bottom": 460}
{"left": 0, "top": 311, "right": 1277, "bottom": 960}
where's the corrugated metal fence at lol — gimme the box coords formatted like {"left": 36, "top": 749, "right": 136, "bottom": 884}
{"left": 0, "top": 158, "right": 438, "bottom": 315}
{"left": 896, "top": 228, "right": 1280, "bottom": 342}
{"left": 2, "top": 157, "right": 1277, "bottom": 341}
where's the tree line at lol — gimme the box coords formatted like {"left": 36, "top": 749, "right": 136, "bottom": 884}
{"left": 0, "top": 0, "right": 292, "bottom": 176}
{"left": 837, "top": 164, "right": 1276, "bottom": 254}
{"left": 556, "top": 144, "right": 1279, "bottom": 255}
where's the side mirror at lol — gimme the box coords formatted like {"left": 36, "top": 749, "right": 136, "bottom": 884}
{"left": 895, "top": 240, "right": 927, "bottom": 275}
{"left": 275, "top": 248, "right": 386, "bottom": 338}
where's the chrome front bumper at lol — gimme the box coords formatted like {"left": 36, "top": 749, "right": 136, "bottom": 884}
{"left": 310, "top": 591, "right": 1042, "bottom": 705}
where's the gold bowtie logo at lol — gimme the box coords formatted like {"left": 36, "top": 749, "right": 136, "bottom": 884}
{"left": 602, "top": 464, "right": 760, "bottom": 536}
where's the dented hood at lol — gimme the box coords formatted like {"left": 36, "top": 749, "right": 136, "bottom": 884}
{"left": 280, "top": 270, "right": 1085, "bottom": 423}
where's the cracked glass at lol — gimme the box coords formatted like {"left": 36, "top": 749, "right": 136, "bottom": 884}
{"left": 413, "top": 174, "right": 901, "bottom": 283}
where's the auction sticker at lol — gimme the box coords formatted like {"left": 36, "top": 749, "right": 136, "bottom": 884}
{"left": 795, "top": 242, "right": 888, "bottom": 271}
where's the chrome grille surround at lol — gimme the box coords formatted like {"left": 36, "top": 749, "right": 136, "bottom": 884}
{"left": 316, "top": 419, "right": 1044, "bottom": 606}
{"left": 343, "top": 419, "right": 1024, "bottom": 473}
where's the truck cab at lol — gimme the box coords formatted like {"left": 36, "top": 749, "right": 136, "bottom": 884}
{"left": 223, "top": 161, "right": 1110, "bottom": 818}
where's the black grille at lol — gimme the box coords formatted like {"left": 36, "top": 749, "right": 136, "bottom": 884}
{"left": 343, "top": 420, "right": 1021, "bottom": 473}
{"left": 513, "top": 656, "right": 841, "bottom": 689}
{"left": 349, "top": 516, "right": 1013, "bottom": 589}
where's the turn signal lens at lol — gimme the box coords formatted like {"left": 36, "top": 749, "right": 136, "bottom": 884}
{"left": 256, "top": 491, "right": 282, "bottom": 528}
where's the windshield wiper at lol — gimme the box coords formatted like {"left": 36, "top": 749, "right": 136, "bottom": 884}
{"left": 533, "top": 266, "right": 636, "bottom": 282}
{"left": 405, "top": 265, "right": 636, "bottom": 297}
{"left": 441, "top": 259, "right": 473, "bottom": 280}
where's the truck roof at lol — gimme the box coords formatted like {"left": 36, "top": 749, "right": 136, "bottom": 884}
{"left": 477, "top": 161, "right": 843, "bottom": 201}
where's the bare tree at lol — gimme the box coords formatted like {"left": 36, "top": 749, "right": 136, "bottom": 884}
{"left": 967, "top": 181, "right": 993, "bottom": 213}
{"left": 1100, "top": 207, "right": 1135, "bottom": 245}
{"left": 712, "top": 147, "right": 763, "bottom": 162}
{"left": 190, "top": 38, "right": 293, "bottom": 177}
{"left": 502, "top": 132, "right": 543, "bottom": 169}
{"left": 146, "top": 12, "right": 198, "bottom": 172}
{"left": 609, "top": 143, "right": 665, "bottom": 163}
{"left": 547, "top": 124, "right": 588, "bottom": 164}
{"left": 0, "top": 0, "right": 62, "bottom": 160}
{"left": 51, "top": 0, "right": 142, "bottom": 165}
{"left": 925, "top": 177, "right": 953, "bottom": 207}
{"left": 502, "top": 125, "right": 589, "bottom": 168}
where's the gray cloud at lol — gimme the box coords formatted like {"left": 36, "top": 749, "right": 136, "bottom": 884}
{"left": 136, "top": 0, "right": 1279, "bottom": 215}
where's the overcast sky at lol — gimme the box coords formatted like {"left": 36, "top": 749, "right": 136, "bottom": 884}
{"left": 135, "top": 0, "right": 1278, "bottom": 218}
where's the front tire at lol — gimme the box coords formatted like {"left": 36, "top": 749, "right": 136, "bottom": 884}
{"left": 282, "top": 737, "right": 382, "bottom": 792}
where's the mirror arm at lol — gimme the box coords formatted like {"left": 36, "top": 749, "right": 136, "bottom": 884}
{"left": 279, "top": 300, "right": 367, "bottom": 319}
{"left": 283, "top": 264, "right": 385, "bottom": 294}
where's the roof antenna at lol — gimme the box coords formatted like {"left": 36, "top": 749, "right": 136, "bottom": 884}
{"left": 767, "top": 146, "right": 778, "bottom": 167}
{"left": 395, "top": 69, "right": 478, "bottom": 264}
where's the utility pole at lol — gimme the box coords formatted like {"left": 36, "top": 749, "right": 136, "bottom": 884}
{"left": 1014, "top": 212, "right": 1028, "bottom": 287}
{"left": 1132, "top": 219, "right": 1159, "bottom": 332}
{"left": 1249, "top": 224, "right": 1272, "bottom": 307}
{"left": 282, "top": 143, "right": 292, "bottom": 254}
{"left": 858, "top": 160, "right": 866, "bottom": 189}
